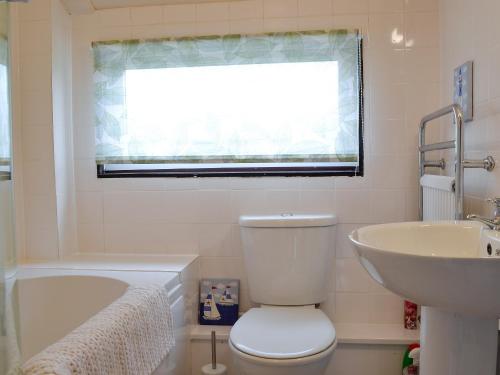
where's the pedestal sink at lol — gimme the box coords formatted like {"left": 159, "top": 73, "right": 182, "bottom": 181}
{"left": 349, "top": 221, "right": 500, "bottom": 375}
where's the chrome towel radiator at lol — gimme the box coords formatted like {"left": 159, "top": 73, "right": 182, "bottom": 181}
{"left": 418, "top": 104, "right": 495, "bottom": 220}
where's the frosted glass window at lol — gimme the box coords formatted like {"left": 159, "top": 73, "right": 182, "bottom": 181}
{"left": 93, "top": 30, "right": 363, "bottom": 177}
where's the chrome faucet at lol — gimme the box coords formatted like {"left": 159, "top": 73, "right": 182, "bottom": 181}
{"left": 467, "top": 198, "right": 500, "bottom": 230}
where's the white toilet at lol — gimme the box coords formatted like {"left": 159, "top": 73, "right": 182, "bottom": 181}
{"left": 229, "top": 213, "right": 337, "bottom": 375}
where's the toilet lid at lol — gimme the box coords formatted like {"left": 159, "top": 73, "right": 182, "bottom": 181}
{"left": 229, "top": 307, "right": 336, "bottom": 360}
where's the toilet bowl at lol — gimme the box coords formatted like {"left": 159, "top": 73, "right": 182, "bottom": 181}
{"left": 231, "top": 214, "right": 337, "bottom": 374}
{"left": 229, "top": 306, "right": 336, "bottom": 375}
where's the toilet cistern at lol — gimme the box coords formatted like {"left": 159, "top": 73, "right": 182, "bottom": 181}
{"left": 229, "top": 213, "right": 337, "bottom": 375}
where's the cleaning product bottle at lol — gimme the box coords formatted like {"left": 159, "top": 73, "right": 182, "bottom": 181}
{"left": 404, "top": 300, "right": 420, "bottom": 329}
{"left": 402, "top": 343, "right": 420, "bottom": 375}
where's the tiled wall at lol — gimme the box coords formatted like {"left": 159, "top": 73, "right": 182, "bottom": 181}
{"left": 17, "top": 0, "right": 59, "bottom": 260}
{"left": 70, "top": 0, "right": 440, "bottom": 323}
{"left": 15, "top": 0, "right": 78, "bottom": 259}
{"left": 439, "top": 0, "right": 500, "bottom": 216}
{"left": 52, "top": 0, "right": 78, "bottom": 257}
{"left": 17, "top": 0, "right": 441, "bottom": 325}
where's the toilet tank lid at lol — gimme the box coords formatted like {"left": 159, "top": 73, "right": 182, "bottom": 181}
{"left": 239, "top": 214, "right": 337, "bottom": 228}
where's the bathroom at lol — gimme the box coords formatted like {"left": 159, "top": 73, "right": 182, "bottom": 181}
{"left": 0, "top": 0, "right": 499, "bottom": 374}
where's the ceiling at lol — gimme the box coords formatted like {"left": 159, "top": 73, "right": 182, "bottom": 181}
{"left": 61, "top": 0, "right": 242, "bottom": 14}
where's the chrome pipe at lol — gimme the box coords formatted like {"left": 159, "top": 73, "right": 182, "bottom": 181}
{"left": 423, "top": 159, "right": 446, "bottom": 169}
{"left": 211, "top": 330, "right": 216, "bottom": 370}
{"left": 463, "top": 156, "right": 496, "bottom": 171}
{"left": 419, "top": 104, "right": 464, "bottom": 220}
{"left": 419, "top": 141, "right": 456, "bottom": 152}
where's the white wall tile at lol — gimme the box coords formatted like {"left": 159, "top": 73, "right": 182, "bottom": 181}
{"left": 25, "top": 194, "right": 58, "bottom": 231}
{"left": 367, "top": 13, "right": 404, "bottom": 49}
{"left": 104, "top": 223, "right": 190, "bottom": 255}
{"left": 336, "top": 223, "right": 366, "bottom": 258}
{"left": 298, "top": 15, "right": 334, "bottom": 30}
{"left": 229, "top": 18, "right": 264, "bottom": 34}
{"left": 98, "top": 25, "right": 132, "bottom": 40}
{"left": 196, "top": 2, "right": 230, "bottom": 22}
{"left": 369, "top": 0, "right": 404, "bottom": 13}
{"left": 20, "top": 53, "right": 52, "bottom": 93}
{"left": 404, "top": 0, "right": 438, "bottom": 13}
{"left": 333, "top": 0, "right": 369, "bottom": 14}
{"left": 78, "top": 221, "right": 105, "bottom": 252}
{"left": 404, "top": 47, "right": 440, "bottom": 83}
{"left": 19, "top": 0, "right": 51, "bottom": 21}
{"left": 263, "top": 17, "right": 299, "bottom": 32}
{"left": 163, "top": 4, "right": 196, "bottom": 24}
{"left": 198, "top": 190, "right": 232, "bottom": 223}
{"left": 335, "top": 190, "right": 371, "bottom": 223}
{"left": 22, "top": 126, "right": 53, "bottom": 162}
{"left": 23, "top": 160, "right": 56, "bottom": 195}
{"left": 98, "top": 8, "right": 131, "bottom": 27}
{"left": 298, "top": 0, "right": 332, "bottom": 16}
{"left": 299, "top": 190, "right": 336, "bottom": 213}
{"left": 332, "top": 14, "right": 369, "bottom": 29}
{"left": 335, "top": 292, "right": 403, "bottom": 324}
{"left": 263, "top": 0, "right": 298, "bottom": 18}
{"left": 131, "top": 6, "right": 163, "bottom": 25}
{"left": 162, "top": 191, "right": 201, "bottom": 223}
{"left": 76, "top": 192, "right": 103, "bottom": 224}
{"left": 75, "top": 159, "right": 102, "bottom": 192}
{"left": 26, "top": 226, "right": 59, "bottom": 260}
{"left": 404, "top": 12, "right": 439, "bottom": 48}
{"left": 104, "top": 222, "right": 173, "bottom": 253}
{"left": 196, "top": 20, "right": 230, "bottom": 35}
{"left": 103, "top": 191, "right": 168, "bottom": 223}
{"left": 20, "top": 20, "right": 51, "bottom": 56}
{"left": 229, "top": 0, "right": 263, "bottom": 20}
{"left": 198, "top": 223, "right": 233, "bottom": 256}
{"left": 163, "top": 223, "right": 200, "bottom": 254}
{"left": 22, "top": 90, "right": 53, "bottom": 126}
{"left": 131, "top": 24, "right": 167, "bottom": 39}
{"left": 162, "top": 22, "right": 197, "bottom": 37}
{"left": 369, "top": 189, "right": 406, "bottom": 223}
{"left": 336, "top": 258, "right": 387, "bottom": 292}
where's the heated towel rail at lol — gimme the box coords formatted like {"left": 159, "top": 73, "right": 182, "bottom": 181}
{"left": 418, "top": 104, "right": 495, "bottom": 220}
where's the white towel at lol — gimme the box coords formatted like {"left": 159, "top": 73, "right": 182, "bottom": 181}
{"left": 420, "top": 174, "right": 455, "bottom": 192}
{"left": 21, "top": 284, "right": 175, "bottom": 375}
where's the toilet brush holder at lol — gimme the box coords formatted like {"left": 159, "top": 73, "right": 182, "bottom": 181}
{"left": 201, "top": 331, "right": 227, "bottom": 375}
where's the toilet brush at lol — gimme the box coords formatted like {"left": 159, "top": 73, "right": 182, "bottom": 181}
{"left": 201, "top": 331, "right": 227, "bottom": 375}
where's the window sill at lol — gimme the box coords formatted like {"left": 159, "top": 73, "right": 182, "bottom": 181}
{"left": 96, "top": 164, "right": 363, "bottom": 178}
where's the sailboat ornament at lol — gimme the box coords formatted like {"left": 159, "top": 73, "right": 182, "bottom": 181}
{"left": 219, "top": 285, "right": 235, "bottom": 306}
{"left": 203, "top": 286, "right": 221, "bottom": 321}
{"left": 199, "top": 279, "right": 239, "bottom": 325}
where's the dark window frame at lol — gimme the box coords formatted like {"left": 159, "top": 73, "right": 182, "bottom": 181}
{"left": 97, "top": 39, "right": 364, "bottom": 179}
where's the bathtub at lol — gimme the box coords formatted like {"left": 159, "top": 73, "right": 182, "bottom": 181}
{"left": 6, "top": 256, "right": 199, "bottom": 375}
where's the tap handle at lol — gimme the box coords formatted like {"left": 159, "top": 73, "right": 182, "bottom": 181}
{"left": 487, "top": 198, "right": 500, "bottom": 207}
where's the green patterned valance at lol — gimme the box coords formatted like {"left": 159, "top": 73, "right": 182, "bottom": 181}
{"left": 93, "top": 30, "right": 362, "bottom": 166}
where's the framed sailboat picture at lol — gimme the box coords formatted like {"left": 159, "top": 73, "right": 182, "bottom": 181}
{"left": 199, "top": 279, "right": 239, "bottom": 326}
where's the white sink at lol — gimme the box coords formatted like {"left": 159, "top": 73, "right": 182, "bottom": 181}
{"left": 349, "top": 220, "right": 500, "bottom": 317}
{"left": 349, "top": 221, "right": 500, "bottom": 375}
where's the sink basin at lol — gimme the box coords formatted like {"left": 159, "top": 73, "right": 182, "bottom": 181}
{"left": 349, "top": 221, "right": 500, "bottom": 317}
{"left": 350, "top": 220, "right": 500, "bottom": 375}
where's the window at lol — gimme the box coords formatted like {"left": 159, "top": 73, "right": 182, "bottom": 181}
{"left": 0, "top": 36, "right": 10, "bottom": 181}
{"left": 93, "top": 30, "right": 363, "bottom": 177}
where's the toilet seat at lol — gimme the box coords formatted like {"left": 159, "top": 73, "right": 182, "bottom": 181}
{"left": 229, "top": 306, "right": 336, "bottom": 360}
